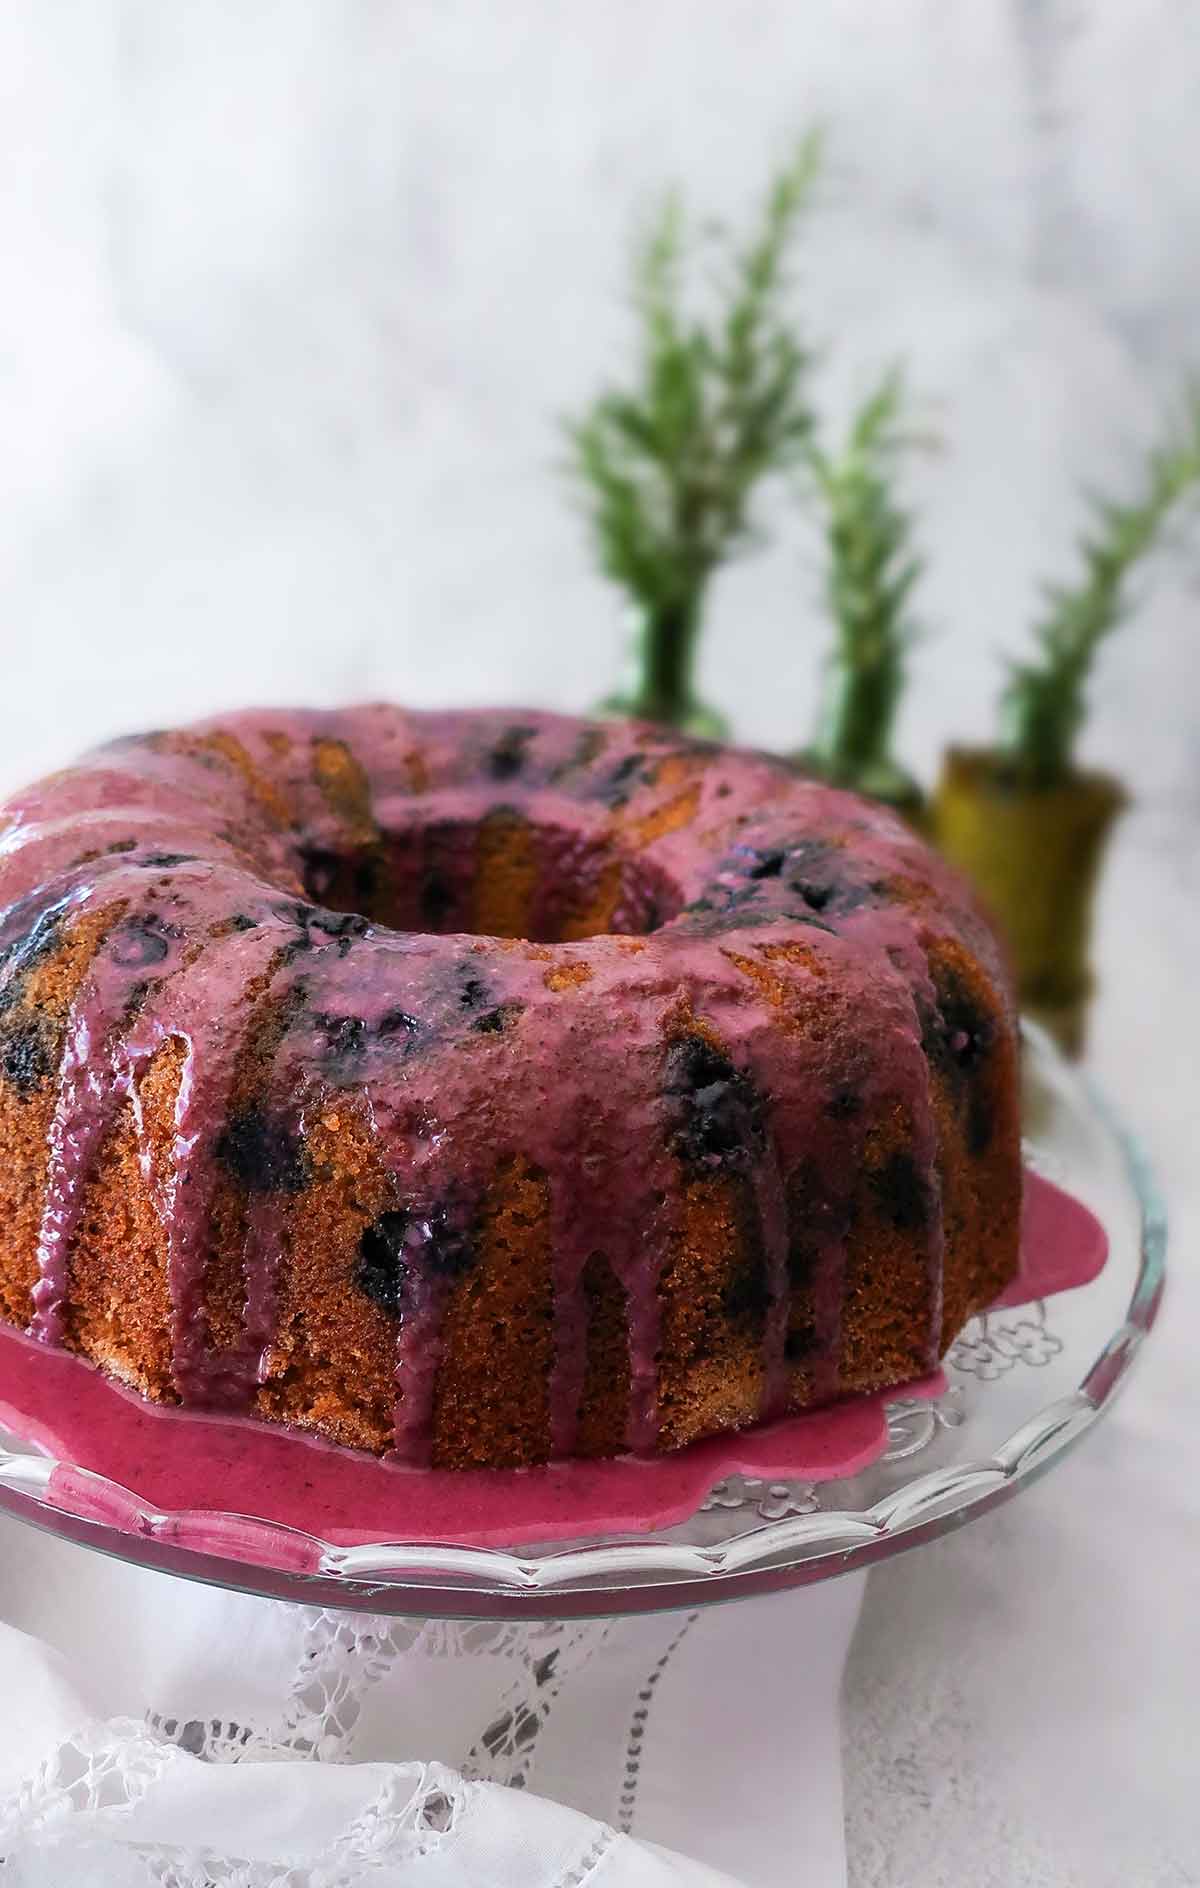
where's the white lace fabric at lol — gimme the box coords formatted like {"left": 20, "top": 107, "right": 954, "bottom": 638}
{"left": 0, "top": 1521, "right": 865, "bottom": 1886}
{"left": 2, "top": 1726, "right": 700, "bottom": 1887}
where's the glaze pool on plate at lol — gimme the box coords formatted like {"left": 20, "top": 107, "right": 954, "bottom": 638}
{"left": 0, "top": 1033, "right": 1149, "bottom": 1624}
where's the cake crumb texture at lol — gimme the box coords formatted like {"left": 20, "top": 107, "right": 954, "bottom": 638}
{"left": 0, "top": 706, "right": 1022, "bottom": 1468}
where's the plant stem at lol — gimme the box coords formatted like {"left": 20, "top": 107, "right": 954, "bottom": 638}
{"left": 813, "top": 643, "right": 903, "bottom": 782}
{"left": 604, "top": 594, "right": 728, "bottom": 737}
{"left": 801, "top": 369, "right": 924, "bottom": 813}
{"left": 999, "top": 388, "right": 1200, "bottom": 786}
{"left": 638, "top": 594, "right": 702, "bottom": 723}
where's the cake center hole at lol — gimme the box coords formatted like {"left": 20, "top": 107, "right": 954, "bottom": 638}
{"left": 297, "top": 814, "right": 681, "bottom": 944}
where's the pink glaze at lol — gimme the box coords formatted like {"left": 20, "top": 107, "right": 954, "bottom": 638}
{"left": 0, "top": 707, "right": 1021, "bottom": 1466}
{"left": 995, "top": 1164, "right": 1108, "bottom": 1305}
{"left": 0, "top": 1171, "right": 1104, "bottom": 1550}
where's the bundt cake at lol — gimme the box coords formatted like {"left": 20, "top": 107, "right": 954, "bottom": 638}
{"left": 0, "top": 706, "right": 1021, "bottom": 1469}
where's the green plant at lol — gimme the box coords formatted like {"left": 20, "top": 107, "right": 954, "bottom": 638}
{"left": 568, "top": 135, "right": 822, "bottom": 736}
{"left": 999, "top": 389, "right": 1200, "bottom": 786}
{"left": 803, "top": 367, "right": 925, "bottom": 813}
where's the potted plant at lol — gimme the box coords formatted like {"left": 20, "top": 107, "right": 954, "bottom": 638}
{"left": 797, "top": 367, "right": 927, "bottom": 824}
{"left": 934, "top": 393, "right": 1200, "bottom": 1053}
{"left": 568, "top": 138, "right": 821, "bottom": 736}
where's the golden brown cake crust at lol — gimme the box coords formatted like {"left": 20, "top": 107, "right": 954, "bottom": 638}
{"left": 0, "top": 707, "right": 1021, "bottom": 1468}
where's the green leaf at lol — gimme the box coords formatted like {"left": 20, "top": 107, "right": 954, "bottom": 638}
{"left": 565, "top": 136, "right": 822, "bottom": 727}
{"left": 1000, "top": 386, "right": 1200, "bottom": 784}
{"left": 806, "top": 366, "right": 925, "bottom": 797}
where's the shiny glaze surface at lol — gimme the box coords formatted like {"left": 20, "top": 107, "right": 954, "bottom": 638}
{"left": 0, "top": 707, "right": 1015, "bottom": 1462}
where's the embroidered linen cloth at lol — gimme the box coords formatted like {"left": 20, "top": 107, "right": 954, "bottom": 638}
{"left": 0, "top": 1516, "right": 864, "bottom": 1885}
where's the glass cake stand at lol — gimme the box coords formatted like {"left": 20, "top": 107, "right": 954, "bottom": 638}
{"left": 0, "top": 1026, "right": 1165, "bottom": 1620}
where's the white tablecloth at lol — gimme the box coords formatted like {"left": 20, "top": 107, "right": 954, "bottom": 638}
{"left": 843, "top": 820, "right": 1200, "bottom": 1886}
{"left": 0, "top": 1518, "right": 863, "bottom": 1886}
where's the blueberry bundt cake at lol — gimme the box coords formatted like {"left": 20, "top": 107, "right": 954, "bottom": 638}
{"left": 0, "top": 707, "right": 1021, "bottom": 1468}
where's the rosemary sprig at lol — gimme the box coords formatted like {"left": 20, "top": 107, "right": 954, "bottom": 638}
{"left": 568, "top": 134, "right": 822, "bottom": 735}
{"left": 804, "top": 368, "right": 925, "bottom": 812}
{"left": 1000, "top": 390, "right": 1200, "bottom": 786}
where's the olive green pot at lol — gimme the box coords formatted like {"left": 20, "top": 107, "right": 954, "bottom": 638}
{"left": 933, "top": 747, "right": 1126, "bottom": 1057}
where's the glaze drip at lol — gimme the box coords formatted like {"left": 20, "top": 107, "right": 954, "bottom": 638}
{"left": 0, "top": 706, "right": 1019, "bottom": 1464}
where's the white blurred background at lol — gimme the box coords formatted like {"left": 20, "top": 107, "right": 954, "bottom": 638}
{"left": 2, "top": 2, "right": 1197, "bottom": 801}
{"left": 1, "top": 6, "right": 1197, "bottom": 1880}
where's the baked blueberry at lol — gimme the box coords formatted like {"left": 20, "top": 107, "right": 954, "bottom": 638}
{"left": 298, "top": 846, "right": 340, "bottom": 903}
{"left": 216, "top": 1104, "right": 309, "bottom": 1194}
{"left": 378, "top": 1007, "right": 419, "bottom": 1039}
{"left": 314, "top": 1012, "right": 368, "bottom": 1066}
{"left": 664, "top": 1035, "right": 766, "bottom": 1173}
{"left": 108, "top": 916, "right": 178, "bottom": 968}
{"left": 355, "top": 1201, "right": 476, "bottom": 1313}
{"left": 421, "top": 869, "right": 455, "bottom": 928}
{"left": 871, "top": 1151, "right": 929, "bottom": 1230}
{"left": 309, "top": 910, "right": 372, "bottom": 941}
{"left": 0, "top": 1012, "right": 55, "bottom": 1099}
{"left": 0, "top": 895, "right": 69, "bottom": 978}
{"left": 471, "top": 1001, "right": 524, "bottom": 1035}
{"left": 488, "top": 725, "right": 537, "bottom": 781}
{"left": 355, "top": 1210, "right": 413, "bottom": 1314}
